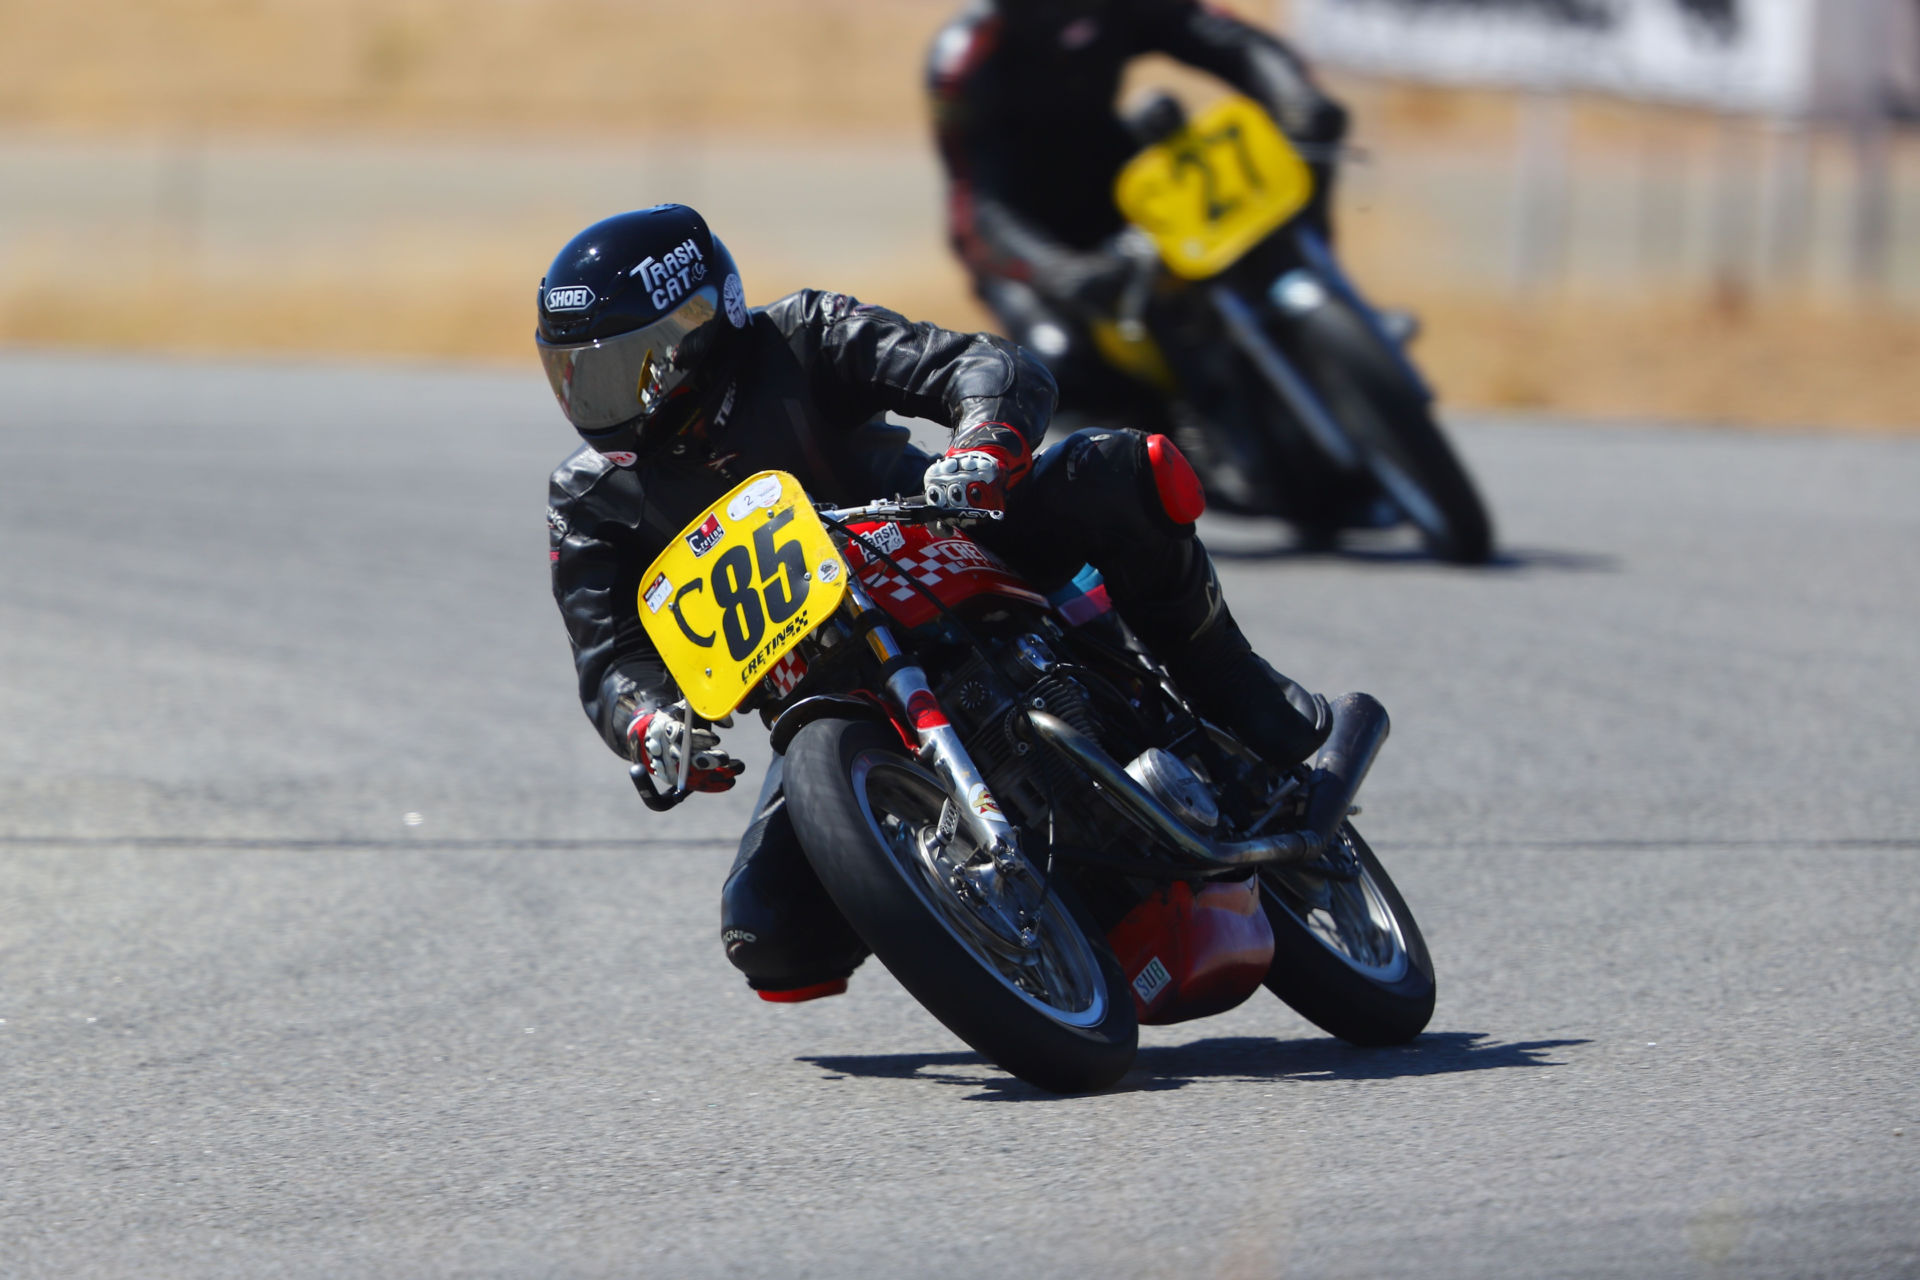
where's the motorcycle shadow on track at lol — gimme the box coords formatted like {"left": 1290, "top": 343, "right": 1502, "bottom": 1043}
{"left": 1199, "top": 524, "right": 1620, "bottom": 574}
{"left": 799, "top": 1031, "right": 1589, "bottom": 1101}
{"left": 1214, "top": 542, "right": 1620, "bottom": 574}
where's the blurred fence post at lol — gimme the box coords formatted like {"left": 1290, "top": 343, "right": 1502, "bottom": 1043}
{"left": 1511, "top": 91, "right": 1569, "bottom": 294}
{"left": 1845, "top": 0, "right": 1897, "bottom": 293}
{"left": 1849, "top": 109, "right": 1894, "bottom": 291}
{"left": 1637, "top": 119, "right": 1685, "bottom": 283}
{"left": 154, "top": 130, "right": 206, "bottom": 276}
{"left": 1762, "top": 117, "right": 1813, "bottom": 287}
{"left": 1711, "top": 115, "right": 1759, "bottom": 303}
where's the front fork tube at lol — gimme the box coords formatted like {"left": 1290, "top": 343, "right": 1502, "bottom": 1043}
{"left": 1293, "top": 226, "right": 1432, "bottom": 398}
{"left": 841, "top": 583, "right": 1023, "bottom": 865}
{"left": 1208, "top": 282, "right": 1361, "bottom": 473}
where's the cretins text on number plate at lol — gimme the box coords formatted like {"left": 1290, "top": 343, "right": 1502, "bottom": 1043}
{"left": 637, "top": 471, "right": 849, "bottom": 720}
{"left": 1114, "top": 95, "right": 1315, "bottom": 280}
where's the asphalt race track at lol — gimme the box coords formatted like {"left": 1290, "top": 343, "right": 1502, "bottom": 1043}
{"left": 2, "top": 351, "right": 1915, "bottom": 1279}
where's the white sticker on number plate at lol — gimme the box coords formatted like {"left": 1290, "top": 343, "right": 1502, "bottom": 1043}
{"left": 726, "top": 474, "right": 784, "bottom": 521}
{"left": 643, "top": 572, "right": 673, "bottom": 614}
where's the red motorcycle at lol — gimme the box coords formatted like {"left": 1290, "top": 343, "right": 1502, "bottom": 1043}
{"left": 636, "top": 465, "right": 1435, "bottom": 1092}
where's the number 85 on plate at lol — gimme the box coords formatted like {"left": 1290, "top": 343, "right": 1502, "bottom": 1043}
{"left": 636, "top": 471, "right": 850, "bottom": 720}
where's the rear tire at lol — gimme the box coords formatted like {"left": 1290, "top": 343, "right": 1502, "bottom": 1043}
{"left": 1259, "top": 823, "right": 1435, "bottom": 1046}
{"left": 784, "top": 718, "right": 1138, "bottom": 1092}
{"left": 1291, "top": 300, "right": 1495, "bottom": 564}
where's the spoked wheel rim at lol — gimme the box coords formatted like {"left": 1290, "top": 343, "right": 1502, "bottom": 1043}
{"left": 1266, "top": 827, "right": 1411, "bottom": 982}
{"left": 848, "top": 750, "right": 1109, "bottom": 1029}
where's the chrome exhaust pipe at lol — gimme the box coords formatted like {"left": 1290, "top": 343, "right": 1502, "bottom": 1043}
{"left": 1301, "top": 692, "right": 1390, "bottom": 848}
{"left": 1026, "top": 711, "right": 1322, "bottom": 869}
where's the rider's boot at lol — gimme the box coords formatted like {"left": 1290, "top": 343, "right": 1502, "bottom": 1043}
{"left": 1111, "top": 544, "right": 1330, "bottom": 766}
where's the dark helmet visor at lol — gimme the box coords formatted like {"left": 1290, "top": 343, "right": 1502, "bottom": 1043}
{"left": 537, "top": 285, "right": 721, "bottom": 440}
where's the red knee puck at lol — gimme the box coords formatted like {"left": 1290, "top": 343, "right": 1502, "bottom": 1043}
{"left": 1146, "top": 434, "right": 1206, "bottom": 525}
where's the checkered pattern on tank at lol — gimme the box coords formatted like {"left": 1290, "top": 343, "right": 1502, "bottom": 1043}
{"left": 857, "top": 537, "right": 1003, "bottom": 603}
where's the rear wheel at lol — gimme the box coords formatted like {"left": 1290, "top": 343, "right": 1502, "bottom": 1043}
{"left": 1292, "top": 300, "right": 1494, "bottom": 564}
{"left": 1259, "top": 823, "right": 1435, "bottom": 1046}
{"left": 784, "top": 718, "right": 1137, "bottom": 1092}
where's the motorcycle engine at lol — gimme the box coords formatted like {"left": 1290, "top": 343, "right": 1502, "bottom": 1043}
{"left": 1122, "top": 747, "right": 1219, "bottom": 833}
{"left": 934, "top": 632, "right": 1099, "bottom": 831}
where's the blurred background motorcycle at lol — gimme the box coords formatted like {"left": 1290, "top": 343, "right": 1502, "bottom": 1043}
{"left": 1086, "top": 92, "right": 1495, "bottom": 560}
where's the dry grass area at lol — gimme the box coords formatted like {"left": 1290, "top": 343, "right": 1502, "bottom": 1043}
{"left": 1412, "top": 292, "right": 1920, "bottom": 432}
{"left": 3, "top": 0, "right": 1915, "bottom": 430}
{"left": 1, "top": 0, "right": 970, "bottom": 138}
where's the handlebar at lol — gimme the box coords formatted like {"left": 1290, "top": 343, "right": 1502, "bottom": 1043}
{"left": 816, "top": 497, "right": 1005, "bottom": 525}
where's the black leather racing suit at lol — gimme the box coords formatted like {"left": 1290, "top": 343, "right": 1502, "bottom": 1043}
{"left": 549, "top": 289, "right": 1216, "bottom": 994}
{"left": 929, "top": 0, "right": 1345, "bottom": 417}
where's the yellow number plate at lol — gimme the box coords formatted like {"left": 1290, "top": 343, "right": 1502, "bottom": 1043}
{"left": 637, "top": 471, "right": 850, "bottom": 720}
{"left": 1114, "top": 96, "right": 1314, "bottom": 280}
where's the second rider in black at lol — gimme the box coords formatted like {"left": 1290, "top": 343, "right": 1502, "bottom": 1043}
{"left": 928, "top": 0, "right": 1348, "bottom": 423}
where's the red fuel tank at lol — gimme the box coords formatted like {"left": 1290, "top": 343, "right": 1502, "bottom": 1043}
{"left": 843, "top": 521, "right": 1051, "bottom": 629}
{"left": 1106, "top": 876, "right": 1275, "bottom": 1025}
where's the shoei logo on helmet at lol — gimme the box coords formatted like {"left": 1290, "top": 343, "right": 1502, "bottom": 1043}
{"left": 545, "top": 285, "right": 596, "bottom": 312}
{"left": 632, "top": 238, "right": 708, "bottom": 311}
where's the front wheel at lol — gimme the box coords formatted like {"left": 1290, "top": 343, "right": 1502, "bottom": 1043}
{"left": 784, "top": 718, "right": 1137, "bottom": 1092}
{"left": 1259, "top": 823, "right": 1435, "bottom": 1046}
{"left": 1292, "top": 299, "right": 1495, "bottom": 564}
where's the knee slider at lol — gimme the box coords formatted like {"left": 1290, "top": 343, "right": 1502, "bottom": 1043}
{"left": 720, "top": 893, "right": 867, "bottom": 994}
{"left": 1146, "top": 434, "right": 1206, "bottom": 525}
{"left": 721, "top": 819, "right": 868, "bottom": 993}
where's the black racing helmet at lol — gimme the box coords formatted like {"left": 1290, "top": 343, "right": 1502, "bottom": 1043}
{"left": 536, "top": 205, "right": 750, "bottom": 464}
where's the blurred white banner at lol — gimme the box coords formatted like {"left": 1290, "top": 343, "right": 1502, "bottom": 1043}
{"left": 1293, "top": 0, "right": 1916, "bottom": 117}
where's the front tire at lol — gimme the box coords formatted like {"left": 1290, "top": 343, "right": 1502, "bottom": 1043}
{"left": 1291, "top": 299, "right": 1495, "bottom": 564}
{"left": 784, "top": 718, "right": 1138, "bottom": 1092}
{"left": 1259, "top": 823, "right": 1435, "bottom": 1046}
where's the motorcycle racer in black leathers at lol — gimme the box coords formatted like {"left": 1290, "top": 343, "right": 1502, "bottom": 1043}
{"left": 929, "top": 0, "right": 1347, "bottom": 425}
{"left": 544, "top": 204, "right": 1329, "bottom": 1000}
